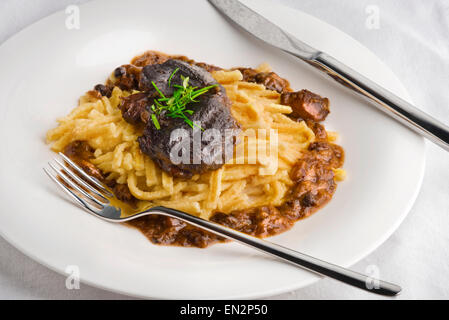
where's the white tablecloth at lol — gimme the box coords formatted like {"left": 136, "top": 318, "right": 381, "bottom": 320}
{"left": 1, "top": 0, "right": 448, "bottom": 300}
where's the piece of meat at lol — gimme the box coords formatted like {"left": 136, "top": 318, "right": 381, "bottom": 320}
{"left": 112, "top": 184, "right": 136, "bottom": 205}
{"left": 131, "top": 51, "right": 171, "bottom": 67}
{"left": 194, "top": 62, "right": 222, "bottom": 73}
{"left": 118, "top": 92, "right": 153, "bottom": 125}
{"left": 211, "top": 206, "right": 293, "bottom": 238}
{"left": 287, "top": 142, "right": 343, "bottom": 219}
{"left": 63, "top": 141, "right": 104, "bottom": 181}
{"left": 138, "top": 59, "right": 217, "bottom": 93}
{"left": 111, "top": 64, "right": 142, "bottom": 91}
{"left": 93, "top": 84, "right": 113, "bottom": 97}
{"left": 107, "top": 52, "right": 223, "bottom": 96}
{"left": 63, "top": 141, "right": 139, "bottom": 206}
{"left": 76, "top": 159, "right": 104, "bottom": 181}
{"left": 138, "top": 85, "right": 240, "bottom": 178}
{"left": 254, "top": 72, "right": 290, "bottom": 93}
{"left": 280, "top": 89, "right": 330, "bottom": 122}
{"left": 237, "top": 68, "right": 258, "bottom": 82}
{"left": 308, "top": 142, "right": 344, "bottom": 169}
{"left": 290, "top": 142, "right": 343, "bottom": 183}
{"left": 278, "top": 199, "right": 303, "bottom": 220}
{"left": 236, "top": 68, "right": 290, "bottom": 93}
{"left": 305, "top": 120, "right": 328, "bottom": 141}
{"left": 131, "top": 50, "right": 222, "bottom": 73}
{"left": 129, "top": 215, "right": 225, "bottom": 248}
{"left": 136, "top": 60, "right": 240, "bottom": 178}
{"left": 289, "top": 141, "right": 344, "bottom": 217}
{"left": 63, "top": 140, "right": 94, "bottom": 160}
{"left": 165, "top": 55, "right": 222, "bottom": 73}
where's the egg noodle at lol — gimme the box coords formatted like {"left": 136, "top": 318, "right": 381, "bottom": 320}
{"left": 47, "top": 64, "right": 343, "bottom": 219}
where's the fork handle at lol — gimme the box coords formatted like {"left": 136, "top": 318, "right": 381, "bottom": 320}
{"left": 144, "top": 206, "right": 401, "bottom": 296}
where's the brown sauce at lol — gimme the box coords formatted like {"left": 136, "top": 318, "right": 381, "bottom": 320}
{"left": 75, "top": 50, "right": 345, "bottom": 248}
{"left": 95, "top": 51, "right": 284, "bottom": 97}
{"left": 64, "top": 136, "right": 344, "bottom": 248}
{"left": 128, "top": 139, "right": 344, "bottom": 248}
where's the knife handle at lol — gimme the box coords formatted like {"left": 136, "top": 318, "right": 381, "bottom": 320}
{"left": 306, "top": 52, "right": 449, "bottom": 151}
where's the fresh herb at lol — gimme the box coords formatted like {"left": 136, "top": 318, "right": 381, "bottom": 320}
{"left": 151, "top": 114, "right": 160, "bottom": 130}
{"left": 151, "top": 81, "right": 166, "bottom": 99}
{"left": 167, "top": 67, "right": 179, "bottom": 87}
{"left": 149, "top": 69, "right": 217, "bottom": 130}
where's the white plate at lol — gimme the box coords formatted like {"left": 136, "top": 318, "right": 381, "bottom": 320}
{"left": 0, "top": 0, "right": 425, "bottom": 299}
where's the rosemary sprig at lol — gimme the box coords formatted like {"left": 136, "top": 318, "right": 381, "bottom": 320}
{"left": 150, "top": 70, "right": 217, "bottom": 130}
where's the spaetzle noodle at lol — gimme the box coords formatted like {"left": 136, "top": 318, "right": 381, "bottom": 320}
{"left": 47, "top": 64, "right": 342, "bottom": 220}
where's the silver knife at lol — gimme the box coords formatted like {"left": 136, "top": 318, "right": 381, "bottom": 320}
{"left": 208, "top": 0, "right": 449, "bottom": 152}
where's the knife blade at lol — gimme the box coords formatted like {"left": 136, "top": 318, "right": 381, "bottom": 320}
{"left": 208, "top": 0, "right": 317, "bottom": 59}
{"left": 208, "top": 0, "right": 449, "bottom": 152}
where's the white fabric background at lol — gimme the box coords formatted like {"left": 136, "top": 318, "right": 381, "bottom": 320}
{"left": 0, "top": 0, "right": 448, "bottom": 300}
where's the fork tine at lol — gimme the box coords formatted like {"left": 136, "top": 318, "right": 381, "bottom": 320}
{"left": 48, "top": 162, "right": 105, "bottom": 208}
{"left": 58, "top": 152, "right": 113, "bottom": 197}
{"left": 53, "top": 158, "right": 109, "bottom": 203}
{"left": 43, "top": 167, "right": 100, "bottom": 214}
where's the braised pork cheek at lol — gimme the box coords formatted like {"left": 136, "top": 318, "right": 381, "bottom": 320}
{"left": 119, "top": 59, "right": 240, "bottom": 178}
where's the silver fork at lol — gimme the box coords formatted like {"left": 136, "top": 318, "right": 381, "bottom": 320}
{"left": 44, "top": 152, "right": 401, "bottom": 297}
